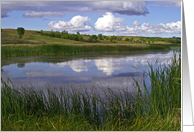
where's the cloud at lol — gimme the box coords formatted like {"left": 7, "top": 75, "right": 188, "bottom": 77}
{"left": 91, "top": 1, "right": 149, "bottom": 16}
{"left": 96, "top": 12, "right": 181, "bottom": 36}
{"left": 23, "top": 11, "right": 64, "bottom": 18}
{"left": 107, "top": 20, "right": 181, "bottom": 36}
{"left": 125, "top": 52, "right": 179, "bottom": 66}
{"left": 95, "top": 58, "right": 125, "bottom": 75}
{"left": 1, "top": 1, "right": 149, "bottom": 18}
{"left": 49, "top": 59, "right": 91, "bottom": 72}
{"left": 94, "top": 12, "right": 125, "bottom": 32}
{"left": 1, "top": 12, "right": 9, "bottom": 18}
{"left": 133, "top": 21, "right": 140, "bottom": 26}
{"left": 94, "top": 13, "right": 180, "bottom": 35}
{"left": 48, "top": 15, "right": 92, "bottom": 32}
{"left": 43, "top": 18, "right": 54, "bottom": 21}
{"left": 148, "top": 1, "right": 181, "bottom": 8}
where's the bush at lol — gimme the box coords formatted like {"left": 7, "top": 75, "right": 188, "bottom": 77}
{"left": 88, "top": 35, "right": 99, "bottom": 42}
{"left": 98, "top": 34, "right": 103, "bottom": 40}
{"left": 109, "top": 35, "right": 117, "bottom": 42}
{"left": 125, "top": 38, "right": 130, "bottom": 41}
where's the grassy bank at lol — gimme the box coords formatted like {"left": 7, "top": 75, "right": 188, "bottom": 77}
{"left": 1, "top": 28, "right": 180, "bottom": 57}
{"left": 1, "top": 55, "right": 181, "bottom": 131}
{"left": 1, "top": 29, "right": 181, "bottom": 45}
{"left": 1, "top": 44, "right": 171, "bottom": 58}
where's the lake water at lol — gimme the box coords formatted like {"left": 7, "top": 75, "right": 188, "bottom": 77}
{"left": 1, "top": 47, "right": 180, "bottom": 93}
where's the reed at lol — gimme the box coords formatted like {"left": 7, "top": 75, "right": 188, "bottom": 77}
{"left": 1, "top": 44, "right": 169, "bottom": 58}
{"left": 1, "top": 54, "right": 181, "bottom": 131}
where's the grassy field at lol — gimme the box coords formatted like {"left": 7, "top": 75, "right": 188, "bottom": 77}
{"left": 1, "top": 55, "right": 181, "bottom": 131}
{"left": 1, "top": 29, "right": 180, "bottom": 57}
{"left": 1, "top": 29, "right": 180, "bottom": 45}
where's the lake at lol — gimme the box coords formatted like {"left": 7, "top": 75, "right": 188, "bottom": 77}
{"left": 1, "top": 47, "right": 180, "bottom": 93}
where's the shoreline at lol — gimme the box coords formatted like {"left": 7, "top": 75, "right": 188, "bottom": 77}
{"left": 1, "top": 43, "right": 180, "bottom": 58}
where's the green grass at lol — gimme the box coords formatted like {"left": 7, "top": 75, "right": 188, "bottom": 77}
{"left": 1, "top": 44, "right": 171, "bottom": 58}
{"left": 1, "top": 29, "right": 180, "bottom": 58}
{"left": 1, "top": 29, "right": 181, "bottom": 45}
{"left": 1, "top": 54, "right": 181, "bottom": 131}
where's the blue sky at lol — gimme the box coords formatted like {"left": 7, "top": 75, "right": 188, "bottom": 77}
{"left": 1, "top": 1, "right": 181, "bottom": 38}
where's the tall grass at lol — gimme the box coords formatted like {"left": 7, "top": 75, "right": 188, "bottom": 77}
{"left": 1, "top": 54, "right": 181, "bottom": 131}
{"left": 1, "top": 44, "right": 170, "bottom": 58}
{"left": 132, "top": 54, "right": 181, "bottom": 118}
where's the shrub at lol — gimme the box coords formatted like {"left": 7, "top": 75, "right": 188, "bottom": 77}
{"left": 125, "top": 38, "right": 130, "bottom": 41}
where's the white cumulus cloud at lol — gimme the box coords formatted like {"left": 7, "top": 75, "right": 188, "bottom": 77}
{"left": 49, "top": 59, "right": 91, "bottom": 72}
{"left": 48, "top": 15, "right": 92, "bottom": 32}
{"left": 133, "top": 20, "right": 140, "bottom": 26}
{"left": 94, "top": 13, "right": 180, "bottom": 36}
{"left": 95, "top": 58, "right": 125, "bottom": 75}
{"left": 94, "top": 12, "right": 125, "bottom": 32}
{"left": 120, "top": 21, "right": 181, "bottom": 35}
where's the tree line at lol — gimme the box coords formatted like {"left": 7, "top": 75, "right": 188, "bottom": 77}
{"left": 6, "top": 27, "right": 181, "bottom": 44}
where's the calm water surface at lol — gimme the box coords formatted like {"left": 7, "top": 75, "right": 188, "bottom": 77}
{"left": 1, "top": 48, "right": 180, "bottom": 93}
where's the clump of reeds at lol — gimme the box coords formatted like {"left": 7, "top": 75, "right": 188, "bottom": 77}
{"left": 1, "top": 44, "right": 169, "bottom": 57}
{"left": 132, "top": 53, "right": 181, "bottom": 119}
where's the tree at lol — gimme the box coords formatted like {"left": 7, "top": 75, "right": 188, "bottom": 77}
{"left": 148, "top": 39, "right": 151, "bottom": 44}
{"left": 62, "top": 30, "right": 68, "bottom": 34}
{"left": 88, "top": 35, "right": 98, "bottom": 42}
{"left": 78, "top": 35, "right": 83, "bottom": 41}
{"left": 152, "top": 39, "right": 154, "bottom": 44}
{"left": 109, "top": 35, "right": 117, "bottom": 42}
{"left": 98, "top": 34, "right": 103, "bottom": 40}
{"left": 77, "top": 32, "right": 80, "bottom": 35}
{"left": 143, "top": 38, "right": 146, "bottom": 43}
{"left": 130, "top": 37, "right": 134, "bottom": 42}
{"left": 17, "top": 27, "right": 25, "bottom": 39}
{"left": 125, "top": 38, "right": 130, "bottom": 41}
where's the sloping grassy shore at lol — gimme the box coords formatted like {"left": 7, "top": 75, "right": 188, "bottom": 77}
{"left": 1, "top": 55, "right": 181, "bottom": 131}
{"left": 1, "top": 29, "right": 181, "bottom": 45}
{"left": 1, "top": 29, "right": 180, "bottom": 57}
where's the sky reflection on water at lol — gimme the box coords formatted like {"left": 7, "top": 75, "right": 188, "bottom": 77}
{"left": 1, "top": 49, "right": 180, "bottom": 92}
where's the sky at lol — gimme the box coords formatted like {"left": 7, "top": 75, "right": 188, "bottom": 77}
{"left": 1, "top": 1, "right": 181, "bottom": 38}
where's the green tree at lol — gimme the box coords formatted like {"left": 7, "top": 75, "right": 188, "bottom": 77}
{"left": 97, "top": 37, "right": 100, "bottom": 42}
{"left": 17, "top": 27, "right": 25, "bottom": 39}
{"left": 98, "top": 34, "right": 103, "bottom": 40}
{"left": 152, "top": 39, "right": 154, "bottom": 44}
{"left": 62, "top": 30, "right": 68, "bottom": 34}
{"left": 148, "top": 39, "right": 151, "bottom": 44}
{"left": 88, "top": 35, "right": 98, "bottom": 42}
{"left": 130, "top": 37, "right": 134, "bottom": 42}
{"left": 125, "top": 38, "right": 130, "bottom": 41}
{"left": 77, "top": 32, "right": 80, "bottom": 35}
{"left": 78, "top": 35, "right": 83, "bottom": 41}
{"left": 40, "top": 29, "right": 43, "bottom": 34}
{"left": 109, "top": 35, "right": 117, "bottom": 42}
{"left": 143, "top": 38, "right": 146, "bottom": 43}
